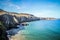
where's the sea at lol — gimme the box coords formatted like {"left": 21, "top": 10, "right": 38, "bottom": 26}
{"left": 7, "top": 20, "right": 60, "bottom": 40}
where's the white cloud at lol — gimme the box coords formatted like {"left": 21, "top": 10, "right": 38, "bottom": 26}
{"left": 0, "top": 0, "right": 21, "bottom": 10}
{"left": 8, "top": 3, "right": 21, "bottom": 10}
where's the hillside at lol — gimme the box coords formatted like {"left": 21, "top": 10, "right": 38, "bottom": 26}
{"left": 0, "top": 9, "right": 40, "bottom": 30}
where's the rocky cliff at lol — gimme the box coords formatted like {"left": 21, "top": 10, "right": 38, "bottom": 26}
{"left": 0, "top": 9, "right": 40, "bottom": 30}
{"left": 0, "top": 9, "right": 40, "bottom": 40}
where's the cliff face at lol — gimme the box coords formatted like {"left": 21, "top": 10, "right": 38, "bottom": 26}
{"left": 1, "top": 14, "right": 17, "bottom": 29}
{"left": 0, "top": 9, "right": 40, "bottom": 30}
{"left": 0, "top": 9, "right": 40, "bottom": 40}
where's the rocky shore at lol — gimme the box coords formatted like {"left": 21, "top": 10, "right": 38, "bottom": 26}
{"left": 0, "top": 9, "right": 40, "bottom": 40}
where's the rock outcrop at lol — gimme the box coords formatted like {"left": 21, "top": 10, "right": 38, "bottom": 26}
{"left": 0, "top": 9, "right": 40, "bottom": 30}
{"left": 0, "top": 9, "right": 40, "bottom": 40}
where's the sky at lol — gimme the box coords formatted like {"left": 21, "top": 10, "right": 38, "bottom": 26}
{"left": 0, "top": 0, "right": 60, "bottom": 18}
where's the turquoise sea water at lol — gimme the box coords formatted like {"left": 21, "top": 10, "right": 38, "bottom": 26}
{"left": 8, "top": 20, "right": 60, "bottom": 40}
{"left": 21, "top": 20, "right": 60, "bottom": 40}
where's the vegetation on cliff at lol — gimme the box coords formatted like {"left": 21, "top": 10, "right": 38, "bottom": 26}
{"left": 0, "top": 21, "right": 9, "bottom": 40}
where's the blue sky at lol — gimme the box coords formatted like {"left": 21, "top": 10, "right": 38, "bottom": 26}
{"left": 0, "top": 0, "right": 60, "bottom": 18}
